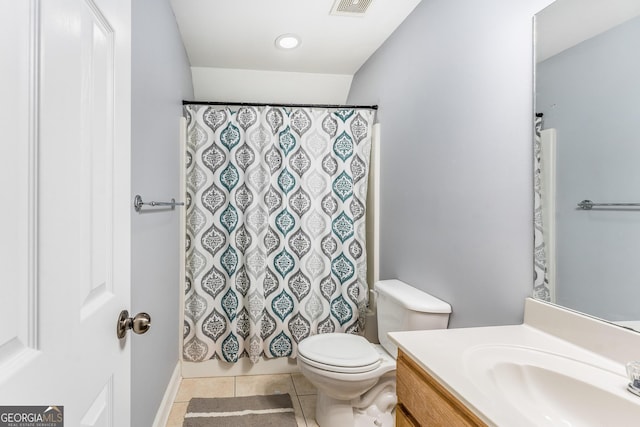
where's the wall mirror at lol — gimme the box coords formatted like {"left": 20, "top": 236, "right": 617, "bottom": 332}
{"left": 534, "top": 0, "right": 640, "bottom": 331}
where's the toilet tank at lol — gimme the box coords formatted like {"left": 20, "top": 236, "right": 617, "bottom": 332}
{"left": 375, "top": 279, "right": 451, "bottom": 358}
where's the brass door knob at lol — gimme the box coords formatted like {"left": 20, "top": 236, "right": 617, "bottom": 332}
{"left": 117, "top": 310, "right": 151, "bottom": 339}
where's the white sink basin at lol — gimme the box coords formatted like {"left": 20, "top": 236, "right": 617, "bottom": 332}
{"left": 464, "top": 345, "right": 640, "bottom": 426}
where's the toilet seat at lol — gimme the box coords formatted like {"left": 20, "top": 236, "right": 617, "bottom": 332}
{"left": 298, "top": 333, "right": 381, "bottom": 374}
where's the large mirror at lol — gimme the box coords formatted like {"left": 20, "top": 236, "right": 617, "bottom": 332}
{"left": 534, "top": 0, "right": 640, "bottom": 331}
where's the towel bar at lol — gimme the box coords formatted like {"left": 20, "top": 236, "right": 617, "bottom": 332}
{"left": 577, "top": 199, "right": 640, "bottom": 210}
{"left": 134, "top": 194, "right": 184, "bottom": 212}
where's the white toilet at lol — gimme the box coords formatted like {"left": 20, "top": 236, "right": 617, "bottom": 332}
{"left": 297, "top": 279, "right": 451, "bottom": 427}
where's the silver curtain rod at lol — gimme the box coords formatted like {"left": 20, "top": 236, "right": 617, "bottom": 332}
{"left": 182, "top": 100, "right": 378, "bottom": 110}
{"left": 577, "top": 199, "right": 640, "bottom": 210}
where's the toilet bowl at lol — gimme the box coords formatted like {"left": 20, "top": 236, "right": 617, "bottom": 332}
{"left": 298, "top": 335, "right": 396, "bottom": 427}
{"left": 297, "top": 279, "right": 451, "bottom": 427}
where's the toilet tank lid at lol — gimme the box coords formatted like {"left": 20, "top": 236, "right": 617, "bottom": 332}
{"left": 374, "top": 280, "right": 452, "bottom": 313}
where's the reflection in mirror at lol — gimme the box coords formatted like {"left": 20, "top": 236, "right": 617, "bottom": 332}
{"left": 534, "top": 0, "right": 640, "bottom": 332}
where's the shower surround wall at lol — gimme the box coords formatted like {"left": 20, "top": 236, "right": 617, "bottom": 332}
{"left": 347, "top": 0, "right": 554, "bottom": 328}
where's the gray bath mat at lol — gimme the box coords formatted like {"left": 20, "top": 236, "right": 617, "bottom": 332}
{"left": 182, "top": 394, "right": 297, "bottom": 427}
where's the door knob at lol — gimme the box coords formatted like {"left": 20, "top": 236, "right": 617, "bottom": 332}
{"left": 117, "top": 310, "right": 151, "bottom": 339}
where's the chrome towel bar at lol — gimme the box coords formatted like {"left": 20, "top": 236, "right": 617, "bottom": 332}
{"left": 577, "top": 199, "right": 640, "bottom": 210}
{"left": 134, "top": 194, "right": 184, "bottom": 212}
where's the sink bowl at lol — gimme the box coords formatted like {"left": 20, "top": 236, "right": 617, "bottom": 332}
{"left": 464, "top": 345, "right": 640, "bottom": 426}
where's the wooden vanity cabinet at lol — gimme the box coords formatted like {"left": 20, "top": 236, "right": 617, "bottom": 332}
{"left": 396, "top": 350, "right": 488, "bottom": 427}
{"left": 396, "top": 404, "right": 420, "bottom": 427}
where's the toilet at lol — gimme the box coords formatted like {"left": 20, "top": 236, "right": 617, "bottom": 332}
{"left": 297, "top": 279, "right": 451, "bottom": 427}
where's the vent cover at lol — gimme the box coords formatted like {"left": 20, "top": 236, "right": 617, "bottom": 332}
{"left": 330, "top": 0, "right": 373, "bottom": 16}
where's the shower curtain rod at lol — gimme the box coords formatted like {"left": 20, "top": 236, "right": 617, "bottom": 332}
{"left": 182, "top": 100, "right": 378, "bottom": 110}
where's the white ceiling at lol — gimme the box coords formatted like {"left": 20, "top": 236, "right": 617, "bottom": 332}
{"left": 536, "top": 0, "right": 640, "bottom": 62}
{"left": 169, "top": 0, "right": 422, "bottom": 75}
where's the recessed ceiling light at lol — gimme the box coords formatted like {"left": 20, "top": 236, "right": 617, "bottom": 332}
{"left": 275, "top": 34, "right": 301, "bottom": 50}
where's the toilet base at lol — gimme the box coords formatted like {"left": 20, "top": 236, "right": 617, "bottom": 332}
{"left": 314, "top": 373, "right": 396, "bottom": 427}
{"left": 315, "top": 392, "right": 355, "bottom": 427}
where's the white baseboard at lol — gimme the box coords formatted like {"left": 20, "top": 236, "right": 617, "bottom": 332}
{"left": 152, "top": 362, "right": 182, "bottom": 427}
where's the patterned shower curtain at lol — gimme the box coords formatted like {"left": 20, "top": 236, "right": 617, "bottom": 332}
{"left": 183, "top": 104, "right": 374, "bottom": 363}
{"left": 533, "top": 115, "right": 550, "bottom": 301}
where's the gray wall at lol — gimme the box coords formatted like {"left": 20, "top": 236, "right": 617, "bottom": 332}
{"left": 348, "top": 0, "right": 553, "bottom": 328}
{"left": 537, "top": 16, "right": 640, "bottom": 321}
{"left": 131, "top": 0, "right": 193, "bottom": 425}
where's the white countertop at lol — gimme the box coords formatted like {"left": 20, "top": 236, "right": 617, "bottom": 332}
{"left": 389, "top": 298, "right": 640, "bottom": 426}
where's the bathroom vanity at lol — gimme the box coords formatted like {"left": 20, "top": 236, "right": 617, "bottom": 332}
{"left": 396, "top": 349, "right": 486, "bottom": 426}
{"left": 391, "top": 298, "right": 640, "bottom": 426}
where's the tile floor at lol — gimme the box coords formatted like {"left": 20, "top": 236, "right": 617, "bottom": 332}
{"left": 166, "top": 373, "right": 319, "bottom": 427}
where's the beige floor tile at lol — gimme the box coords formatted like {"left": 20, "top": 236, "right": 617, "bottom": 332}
{"left": 292, "top": 393, "right": 308, "bottom": 427}
{"left": 174, "top": 377, "right": 235, "bottom": 402}
{"left": 235, "top": 373, "right": 296, "bottom": 396}
{"left": 165, "top": 402, "right": 188, "bottom": 427}
{"left": 292, "top": 372, "right": 317, "bottom": 396}
{"left": 298, "top": 394, "right": 319, "bottom": 427}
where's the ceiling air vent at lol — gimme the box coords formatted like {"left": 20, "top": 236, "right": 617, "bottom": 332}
{"left": 330, "top": 0, "right": 373, "bottom": 16}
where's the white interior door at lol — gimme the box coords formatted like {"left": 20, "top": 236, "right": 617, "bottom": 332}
{"left": 0, "top": 0, "right": 131, "bottom": 426}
